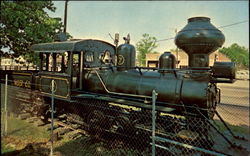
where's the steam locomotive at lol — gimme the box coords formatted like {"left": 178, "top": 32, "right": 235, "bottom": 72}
{"left": 0, "top": 17, "right": 235, "bottom": 141}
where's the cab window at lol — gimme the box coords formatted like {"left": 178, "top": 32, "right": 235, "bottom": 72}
{"left": 40, "top": 52, "right": 68, "bottom": 73}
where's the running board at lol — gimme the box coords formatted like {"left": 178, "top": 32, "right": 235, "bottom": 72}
{"left": 72, "top": 94, "right": 175, "bottom": 113}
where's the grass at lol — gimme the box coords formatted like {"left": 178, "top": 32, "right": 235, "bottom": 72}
{"left": 1, "top": 143, "right": 16, "bottom": 154}
{"left": 4, "top": 116, "right": 49, "bottom": 139}
{"left": 1, "top": 115, "right": 50, "bottom": 155}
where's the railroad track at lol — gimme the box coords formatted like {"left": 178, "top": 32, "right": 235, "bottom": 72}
{"left": 17, "top": 113, "right": 203, "bottom": 145}
{"left": 12, "top": 112, "right": 248, "bottom": 156}
{"left": 16, "top": 111, "right": 154, "bottom": 148}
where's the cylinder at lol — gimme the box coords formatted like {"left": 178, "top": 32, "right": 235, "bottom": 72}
{"left": 159, "top": 52, "right": 176, "bottom": 69}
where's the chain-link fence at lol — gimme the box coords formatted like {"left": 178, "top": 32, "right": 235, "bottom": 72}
{"left": 1, "top": 74, "right": 249, "bottom": 156}
{"left": 1, "top": 78, "right": 52, "bottom": 156}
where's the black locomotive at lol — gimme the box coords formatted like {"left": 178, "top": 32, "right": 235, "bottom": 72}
{"left": 0, "top": 17, "right": 236, "bottom": 145}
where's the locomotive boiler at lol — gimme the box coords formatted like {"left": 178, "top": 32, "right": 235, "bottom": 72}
{"left": 82, "top": 16, "right": 235, "bottom": 119}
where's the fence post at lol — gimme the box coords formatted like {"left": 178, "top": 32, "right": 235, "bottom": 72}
{"left": 152, "top": 90, "right": 158, "bottom": 156}
{"left": 50, "top": 80, "right": 55, "bottom": 156}
{"left": 4, "top": 74, "right": 8, "bottom": 136}
{"left": 1, "top": 110, "right": 3, "bottom": 137}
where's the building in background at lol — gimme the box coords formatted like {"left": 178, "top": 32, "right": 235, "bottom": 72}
{"left": 0, "top": 54, "right": 35, "bottom": 70}
{"left": 145, "top": 50, "right": 231, "bottom": 68}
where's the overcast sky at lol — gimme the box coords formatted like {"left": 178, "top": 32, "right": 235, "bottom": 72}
{"left": 47, "top": 1, "right": 249, "bottom": 53}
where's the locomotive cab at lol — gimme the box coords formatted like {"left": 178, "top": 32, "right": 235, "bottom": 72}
{"left": 30, "top": 39, "right": 116, "bottom": 99}
{"left": 34, "top": 50, "right": 81, "bottom": 99}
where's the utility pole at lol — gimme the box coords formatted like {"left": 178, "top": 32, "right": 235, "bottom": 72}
{"left": 175, "top": 28, "right": 179, "bottom": 68}
{"left": 63, "top": 0, "right": 69, "bottom": 33}
{"left": 61, "top": 0, "right": 68, "bottom": 70}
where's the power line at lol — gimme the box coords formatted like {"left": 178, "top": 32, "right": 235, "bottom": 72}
{"left": 156, "top": 20, "right": 249, "bottom": 42}
{"left": 156, "top": 37, "right": 175, "bottom": 42}
{"left": 218, "top": 20, "right": 248, "bottom": 29}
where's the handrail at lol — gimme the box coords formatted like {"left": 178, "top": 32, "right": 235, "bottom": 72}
{"left": 84, "top": 65, "right": 211, "bottom": 72}
{"left": 93, "top": 70, "right": 152, "bottom": 99}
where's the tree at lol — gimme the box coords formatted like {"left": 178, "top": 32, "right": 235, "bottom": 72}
{"left": 0, "top": 1, "right": 64, "bottom": 64}
{"left": 136, "top": 33, "right": 158, "bottom": 66}
{"left": 219, "top": 43, "right": 249, "bottom": 69}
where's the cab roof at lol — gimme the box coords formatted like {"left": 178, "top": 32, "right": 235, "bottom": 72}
{"left": 30, "top": 39, "right": 115, "bottom": 53}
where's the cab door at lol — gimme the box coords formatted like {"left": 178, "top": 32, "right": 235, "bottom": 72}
{"left": 71, "top": 51, "right": 84, "bottom": 90}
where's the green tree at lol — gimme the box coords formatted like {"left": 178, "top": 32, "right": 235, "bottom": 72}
{"left": 136, "top": 33, "right": 158, "bottom": 66}
{"left": 219, "top": 43, "right": 249, "bottom": 69}
{"left": 0, "top": 1, "right": 64, "bottom": 64}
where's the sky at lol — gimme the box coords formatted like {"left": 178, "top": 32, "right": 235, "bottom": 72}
{"left": 47, "top": 1, "right": 249, "bottom": 53}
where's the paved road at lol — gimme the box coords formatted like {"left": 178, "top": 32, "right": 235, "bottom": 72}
{"left": 218, "top": 80, "right": 249, "bottom": 107}
{"left": 216, "top": 80, "right": 249, "bottom": 126}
